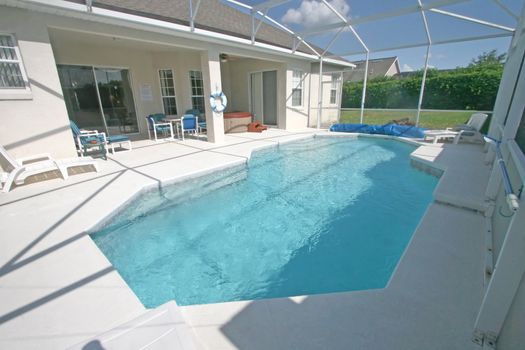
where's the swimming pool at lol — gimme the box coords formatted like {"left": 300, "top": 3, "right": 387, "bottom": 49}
{"left": 92, "top": 137, "right": 438, "bottom": 307}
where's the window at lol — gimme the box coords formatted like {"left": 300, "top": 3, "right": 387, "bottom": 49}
{"left": 0, "top": 34, "right": 27, "bottom": 89}
{"left": 330, "top": 73, "right": 340, "bottom": 104}
{"left": 159, "top": 69, "right": 177, "bottom": 115}
{"left": 189, "top": 70, "right": 205, "bottom": 113}
{"left": 292, "top": 70, "right": 303, "bottom": 107}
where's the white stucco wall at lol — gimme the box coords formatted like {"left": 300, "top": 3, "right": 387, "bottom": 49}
{"left": 0, "top": 3, "right": 347, "bottom": 155}
{"left": 0, "top": 7, "right": 76, "bottom": 159}
{"left": 309, "top": 62, "right": 343, "bottom": 128}
{"left": 51, "top": 39, "right": 161, "bottom": 138}
{"left": 286, "top": 61, "right": 312, "bottom": 130}
{"left": 222, "top": 58, "right": 288, "bottom": 128}
{"left": 152, "top": 51, "right": 203, "bottom": 116}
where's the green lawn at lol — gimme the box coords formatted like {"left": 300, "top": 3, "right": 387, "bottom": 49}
{"left": 339, "top": 110, "right": 489, "bottom": 130}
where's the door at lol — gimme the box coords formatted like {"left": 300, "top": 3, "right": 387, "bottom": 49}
{"left": 58, "top": 65, "right": 105, "bottom": 132}
{"left": 57, "top": 65, "right": 139, "bottom": 135}
{"left": 262, "top": 71, "right": 277, "bottom": 125}
{"left": 94, "top": 68, "right": 139, "bottom": 134}
{"left": 250, "top": 71, "right": 277, "bottom": 126}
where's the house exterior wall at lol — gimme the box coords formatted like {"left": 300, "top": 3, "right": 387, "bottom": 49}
{"left": 309, "top": 62, "right": 343, "bottom": 127}
{"left": 286, "top": 60, "right": 312, "bottom": 130}
{"left": 51, "top": 39, "right": 161, "bottom": 138}
{"left": 0, "top": 7, "right": 77, "bottom": 159}
{"left": 0, "top": 3, "right": 346, "bottom": 157}
{"left": 222, "top": 58, "right": 288, "bottom": 128}
{"left": 151, "top": 51, "right": 203, "bottom": 117}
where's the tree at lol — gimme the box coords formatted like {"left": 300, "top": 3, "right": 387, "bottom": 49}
{"left": 468, "top": 49, "right": 506, "bottom": 67}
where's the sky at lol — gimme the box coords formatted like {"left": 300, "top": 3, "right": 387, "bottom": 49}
{"left": 226, "top": 0, "right": 523, "bottom": 71}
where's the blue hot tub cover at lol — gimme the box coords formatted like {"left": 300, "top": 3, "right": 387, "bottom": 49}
{"left": 330, "top": 123, "right": 426, "bottom": 138}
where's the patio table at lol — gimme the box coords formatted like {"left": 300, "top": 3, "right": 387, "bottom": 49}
{"left": 163, "top": 118, "right": 182, "bottom": 139}
{"left": 82, "top": 140, "right": 107, "bottom": 160}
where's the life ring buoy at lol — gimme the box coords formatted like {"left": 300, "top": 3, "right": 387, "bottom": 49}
{"left": 210, "top": 91, "right": 228, "bottom": 113}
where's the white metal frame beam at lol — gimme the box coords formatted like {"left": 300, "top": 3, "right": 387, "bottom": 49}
{"left": 429, "top": 8, "right": 515, "bottom": 32}
{"left": 252, "top": 0, "right": 291, "bottom": 12}
{"left": 221, "top": 0, "right": 518, "bottom": 130}
{"left": 416, "top": 0, "right": 433, "bottom": 127}
{"left": 327, "top": 32, "right": 514, "bottom": 58}
{"left": 224, "top": 0, "right": 321, "bottom": 57}
{"left": 189, "top": 0, "right": 201, "bottom": 32}
{"left": 319, "top": 0, "right": 370, "bottom": 122}
{"left": 298, "top": 0, "right": 470, "bottom": 37}
{"left": 492, "top": 0, "right": 520, "bottom": 21}
{"left": 251, "top": 7, "right": 270, "bottom": 43}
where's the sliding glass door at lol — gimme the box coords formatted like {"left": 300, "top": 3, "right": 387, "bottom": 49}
{"left": 250, "top": 70, "right": 277, "bottom": 125}
{"left": 57, "top": 65, "right": 139, "bottom": 135}
{"left": 58, "top": 65, "right": 104, "bottom": 131}
{"left": 94, "top": 68, "right": 138, "bottom": 134}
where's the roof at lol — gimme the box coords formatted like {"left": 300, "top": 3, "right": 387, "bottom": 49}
{"left": 69, "top": 0, "right": 348, "bottom": 63}
{"left": 344, "top": 56, "right": 400, "bottom": 82}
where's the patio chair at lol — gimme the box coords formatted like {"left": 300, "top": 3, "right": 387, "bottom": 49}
{"left": 448, "top": 113, "right": 488, "bottom": 133}
{"left": 0, "top": 145, "right": 99, "bottom": 193}
{"left": 70, "top": 121, "right": 132, "bottom": 155}
{"left": 180, "top": 114, "right": 199, "bottom": 141}
{"left": 423, "top": 113, "right": 488, "bottom": 144}
{"left": 146, "top": 114, "right": 174, "bottom": 141}
{"left": 186, "top": 109, "right": 206, "bottom": 132}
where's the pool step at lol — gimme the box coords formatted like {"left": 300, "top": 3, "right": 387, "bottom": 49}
{"left": 410, "top": 143, "right": 491, "bottom": 213}
{"left": 67, "top": 301, "right": 197, "bottom": 350}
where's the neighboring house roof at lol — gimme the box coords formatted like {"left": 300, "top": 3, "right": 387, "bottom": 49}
{"left": 64, "top": 0, "right": 348, "bottom": 63}
{"left": 344, "top": 56, "right": 400, "bottom": 82}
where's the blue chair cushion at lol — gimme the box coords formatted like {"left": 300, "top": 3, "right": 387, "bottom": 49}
{"left": 182, "top": 115, "right": 197, "bottom": 130}
{"left": 107, "top": 135, "right": 129, "bottom": 143}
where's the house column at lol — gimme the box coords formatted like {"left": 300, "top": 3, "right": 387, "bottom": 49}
{"left": 200, "top": 47, "right": 225, "bottom": 143}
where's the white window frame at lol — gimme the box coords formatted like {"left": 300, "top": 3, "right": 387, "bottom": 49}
{"left": 158, "top": 68, "right": 178, "bottom": 116}
{"left": 189, "top": 70, "right": 205, "bottom": 113}
{"left": 0, "top": 33, "right": 31, "bottom": 100}
{"left": 291, "top": 69, "right": 303, "bottom": 107}
{"left": 330, "top": 73, "right": 340, "bottom": 105}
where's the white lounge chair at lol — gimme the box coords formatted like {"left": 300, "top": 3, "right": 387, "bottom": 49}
{"left": 0, "top": 145, "right": 99, "bottom": 192}
{"left": 424, "top": 113, "right": 488, "bottom": 144}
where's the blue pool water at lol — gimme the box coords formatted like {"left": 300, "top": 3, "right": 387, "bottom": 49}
{"left": 92, "top": 137, "right": 438, "bottom": 307}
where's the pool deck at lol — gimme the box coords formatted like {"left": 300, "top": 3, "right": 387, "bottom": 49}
{"left": 0, "top": 130, "right": 488, "bottom": 349}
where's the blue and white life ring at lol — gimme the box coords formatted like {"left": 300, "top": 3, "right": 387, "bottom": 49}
{"left": 210, "top": 91, "right": 228, "bottom": 113}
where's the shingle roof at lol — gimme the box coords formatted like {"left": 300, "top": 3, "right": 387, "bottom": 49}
{"left": 82, "top": 0, "right": 327, "bottom": 57}
{"left": 344, "top": 56, "right": 399, "bottom": 82}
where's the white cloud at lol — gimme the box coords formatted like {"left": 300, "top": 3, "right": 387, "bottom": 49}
{"left": 402, "top": 64, "right": 414, "bottom": 72}
{"left": 281, "top": 0, "right": 350, "bottom": 28}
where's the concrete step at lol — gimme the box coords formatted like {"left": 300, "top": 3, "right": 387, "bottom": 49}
{"left": 67, "top": 301, "right": 197, "bottom": 350}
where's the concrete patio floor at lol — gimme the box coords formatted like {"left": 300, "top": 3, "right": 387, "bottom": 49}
{"left": 0, "top": 129, "right": 488, "bottom": 349}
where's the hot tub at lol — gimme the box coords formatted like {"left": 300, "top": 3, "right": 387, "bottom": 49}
{"left": 223, "top": 112, "right": 252, "bottom": 133}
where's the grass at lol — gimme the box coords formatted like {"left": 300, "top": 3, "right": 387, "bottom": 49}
{"left": 339, "top": 110, "right": 488, "bottom": 130}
